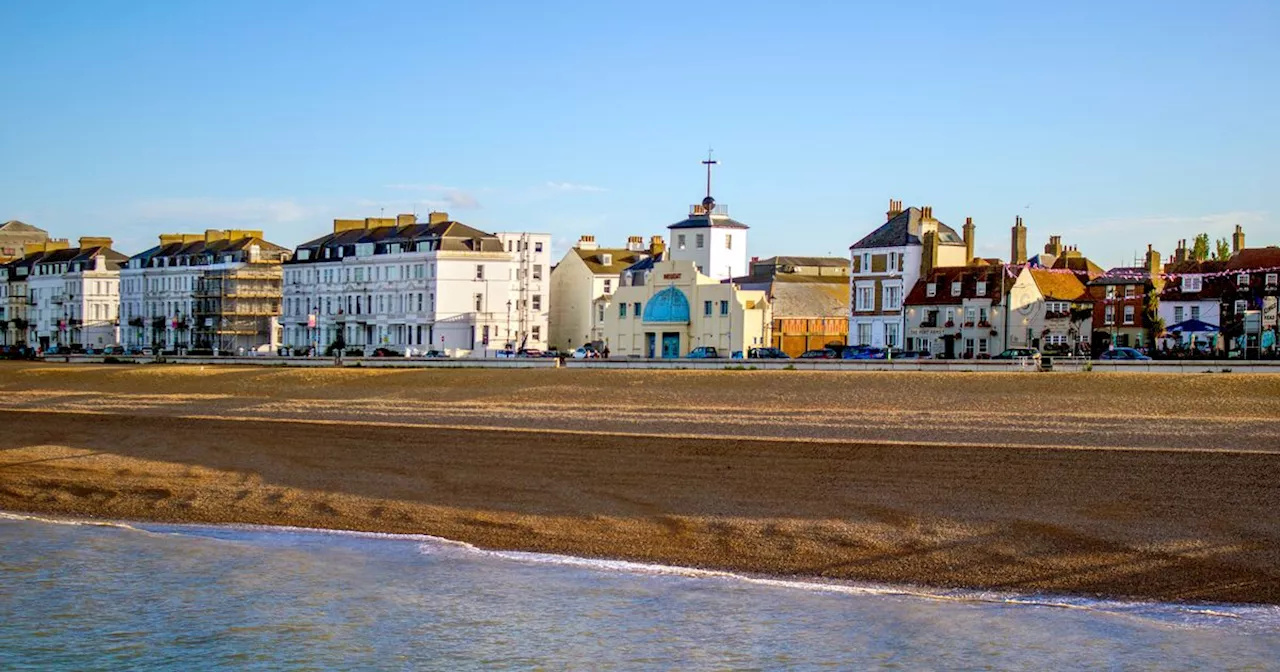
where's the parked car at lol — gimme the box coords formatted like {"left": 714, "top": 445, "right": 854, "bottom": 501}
{"left": 889, "top": 350, "right": 927, "bottom": 360}
{"left": 572, "top": 346, "right": 600, "bottom": 359}
{"left": 102, "top": 346, "right": 125, "bottom": 355}
{"left": 371, "top": 347, "right": 401, "bottom": 357}
{"left": 992, "top": 348, "right": 1041, "bottom": 360}
{"left": 516, "top": 348, "right": 544, "bottom": 358}
{"left": 798, "top": 348, "right": 839, "bottom": 359}
{"left": 687, "top": 346, "right": 721, "bottom": 359}
{"left": 746, "top": 347, "right": 790, "bottom": 359}
{"left": 420, "top": 350, "right": 446, "bottom": 358}
{"left": 1099, "top": 347, "right": 1151, "bottom": 361}
{"left": 844, "top": 346, "right": 888, "bottom": 360}
{"left": 495, "top": 349, "right": 517, "bottom": 358}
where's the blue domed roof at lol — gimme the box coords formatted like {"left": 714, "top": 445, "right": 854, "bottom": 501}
{"left": 643, "top": 286, "right": 690, "bottom": 323}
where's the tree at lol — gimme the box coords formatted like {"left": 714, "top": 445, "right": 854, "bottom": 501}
{"left": 1213, "top": 237, "right": 1232, "bottom": 261}
{"left": 1191, "top": 233, "right": 1210, "bottom": 261}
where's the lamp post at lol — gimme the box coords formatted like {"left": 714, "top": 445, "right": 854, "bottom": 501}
{"left": 506, "top": 299, "right": 512, "bottom": 349}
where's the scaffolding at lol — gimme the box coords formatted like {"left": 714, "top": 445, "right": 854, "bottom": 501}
{"left": 193, "top": 264, "right": 282, "bottom": 353}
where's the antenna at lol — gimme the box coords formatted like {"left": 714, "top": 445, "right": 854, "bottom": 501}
{"left": 701, "top": 148, "right": 718, "bottom": 200}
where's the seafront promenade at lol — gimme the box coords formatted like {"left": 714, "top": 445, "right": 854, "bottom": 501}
{"left": 1, "top": 362, "right": 1278, "bottom": 603}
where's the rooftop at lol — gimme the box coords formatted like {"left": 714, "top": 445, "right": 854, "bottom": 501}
{"left": 850, "top": 207, "right": 965, "bottom": 251}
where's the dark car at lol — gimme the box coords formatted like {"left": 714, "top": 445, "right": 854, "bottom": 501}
{"left": 798, "top": 348, "right": 838, "bottom": 359}
{"left": 516, "top": 348, "right": 544, "bottom": 358}
{"left": 371, "top": 347, "right": 401, "bottom": 357}
{"left": 420, "top": 350, "right": 446, "bottom": 358}
{"left": 746, "top": 347, "right": 790, "bottom": 359}
{"left": 1099, "top": 347, "right": 1151, "bottom": 361}
{"left": 687, "top": 346, "right": 721, "bottom": 359}
{"left": 844, "top": 346, "right": 888, "bottom": 360}
{"left": 992, "top": 348, "right": 1041, "bottom": 360}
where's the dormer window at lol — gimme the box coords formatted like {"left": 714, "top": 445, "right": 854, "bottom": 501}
{"left": 1237, "top": 272, "right": 1250, "bottom": 288}
{"left": 951, "top": 281, "right": 961, "bottom": 296}
{"left": 624, "top": 271, "right": 632, "bottom": 286}
{"left": 1267, "top": 273, "right": 1278, "bottom": 288}
{"left": 926, "top": 282, "right": 936, "bottom": 297}
{"left": 1181, "top": 275, "right": 1202, "bottom": 293}
{"left": 601, "top": 253, "right": 613, "bottom": 266}
{"left": 975, "top": 281, "right": 986, "bottom": 296}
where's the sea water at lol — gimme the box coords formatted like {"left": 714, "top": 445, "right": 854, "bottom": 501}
{"left": 2, "top": 513, "right": 1278, "bottom": 670}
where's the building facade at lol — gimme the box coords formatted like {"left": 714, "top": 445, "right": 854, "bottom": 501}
{"left": 0, "top": 220, "right": 49, "bottom": 264}
{"left": 734, "top": 256, "right": 849, "bottom": 356}
{"left": 849, "top": 202, "right": 970, "bottom": 348}
{"left": 903, "top": 263, "right": 1039, "bottom": 358}
{"left": 1087, "top": 246, "right": 1163, "bottom": 354}
{"left": 120, "top": 230, "right": 290, "bottom": 352}
{"left": 549, "top": 234, "right": 659, "bottom": 351}
{"left": 25, "top": 237, "right": 126, "bottom": 351}
{"left": 282, "top": 212, "right": 549, "bottom": 356}
{"left": 602, "top": 258, "right": 770, "bottom": 358}
{"left": 666, "top": 200, "right": 749, "bottom": 282}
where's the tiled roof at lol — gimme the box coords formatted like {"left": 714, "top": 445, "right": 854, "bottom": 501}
{"left": 755, "top": 255, "right": 849, "bottom": 268}
{"left": 905, "top": 265, "right": 1010, "bottom": 305}
{"left": 128, "top": 236, "right": 290, "bottom": 263}
{"left": 1226, "top": 247, "right": 1280, "bottom": 271}
{"left": 1029, "top": 269, "right": 1089, "bottom": 302}
{"left": 1050, "top": 254, "right": 1105, "bottom": 279}
{"left": 0, "top": 220, "right": 47, "bottom": 234}
{"left": 850, "top": 207, "right": 965, "bottom": 250}
{"left": 291, "top": 218, "right": 505, "bottom": 262}
{"left": 667, "top": 213, "right": 749, "bottom": 230}
{"left": 760, "top": 280, "right": 848, "bottom": 318}
{"left": 573, "top": 247, "right": 650, "bottom": 275}
{"left": 1088, "top": 267, "right": 1153, "bottom": 286}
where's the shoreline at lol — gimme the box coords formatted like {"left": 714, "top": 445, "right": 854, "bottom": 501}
{"left": 2, "top": 363, "right": 1278, "bottom": 605}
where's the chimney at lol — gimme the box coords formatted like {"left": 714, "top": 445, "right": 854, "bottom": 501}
{"left": 1146, "top": 244, "right": 1162, "bottom": 281}
{"left": 159, "top": 234, "right": 185, "bottom": 247}
{"left": 78, "top": 236, "right": 112, "bottom": 250}
{"left": 1045, "top": 235, "right": 1063, "bottom": 257}
{"left": 1011, "top": 216, "right": 1027, "bottom": 265}
{"left": 886, "top": 199, "right": 904, "bottom": 221}
{"left": 428, "top": 212, "right": 449, "bottom": 225}
{"left": 1174, "top": 238, "right": 1189, "bottom": 263}
{"left": 24, "top": 239, "right": 69, "bottom": 256}
{"left": 577, "top": 234, "right": 598, "bottom": 251}
{"left": 626, "top": 235, "right": 644, "bottom": 252}
{"left": 332, "top": 219, "right": 363, "bottom": 234}
{"left": 963, "top": 217, "right": 975, "bottom": 265}
{"left": 649, "top": 235, "right": 665, "bottom": 258}
{"left": 396, "top": 213, "right": 417, "bottom": 227}
{"left": 921, "top": 205, "right": 934, "bottom": 221}
{"left": 919, "top": 230, "right": 940, "bottom": 277}
{"left": 1232, "top": 225, "right": 1245, "bottom": 254}
{"left": 226, "top": 229, "right": 263, "bottom": 241}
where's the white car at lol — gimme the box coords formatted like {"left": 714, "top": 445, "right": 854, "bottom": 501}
{"left": 572, "top": 347, "right": 599, "bottom": 359}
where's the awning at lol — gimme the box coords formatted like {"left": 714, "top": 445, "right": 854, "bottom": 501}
{"left": 1167, "top": 318, "right": 1219, "bottom": 333}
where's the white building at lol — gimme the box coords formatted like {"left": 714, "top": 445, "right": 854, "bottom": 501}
{"left": 25, "top": 237, "right": 125, "bottom": 351}
{"left": 282, "top": 212, "right": 550, "bottom": 356}
{"left": 549, "top": 234, "right": 662, "bottom": 351}
{"left": 849, "top": 202, "right": 971, "bottom": 348}
{"left": 666, "top": 195, "right": 749, "bottom": 282}
{"left": 120, "top": 230, "right": 291, "bottom": 352}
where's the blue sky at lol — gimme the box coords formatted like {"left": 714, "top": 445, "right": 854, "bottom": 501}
{"left": 2, "top": 1, "right": 1277, "bottom": 267}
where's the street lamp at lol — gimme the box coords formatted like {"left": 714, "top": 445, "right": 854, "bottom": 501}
{"left": 506, "top": 299, "right": 512, "bottom": 349}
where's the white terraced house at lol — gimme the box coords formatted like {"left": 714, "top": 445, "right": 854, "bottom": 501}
{"left": 281, "top": 212, "right": 550, "bottom": 357}
{"left": 23, "top": 237, "right": 126, "bottom": 352}
{"left": 119, "top": 229, "right": 291, "bottom": 353}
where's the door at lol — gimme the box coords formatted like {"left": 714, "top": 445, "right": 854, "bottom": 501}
{"left": 645, "top": 332, "right": 656, "bottom": 358}
{"left": 661, "top": 332, "right": 680, "bottom": 358}
{"left": 943, "top": 335, "right": 955, "bottom": 359}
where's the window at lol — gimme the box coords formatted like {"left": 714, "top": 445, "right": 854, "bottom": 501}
{"left": 1190, "top": 306, "right": 1200, "bottom": 321}
{"left": 1174, "top": 306, "right": 1184, "bottom": 323}
{"left": 1182, "top": 275, "right": 1202, "bottom": 293}
{"left": 951, "top": 281, "right": 961, "bottom": 296}
{"left": 862, "top": 253, "right": 870, "bottom": 273}
{"left": 979, "top": 308, "right": 989, "bottom": 324}
{"left": 719, "top": 300, "right": 729, "bottom": 316}
{"left": 619, "top": 302, "right": 627, "bottom": 318}
{"left": 885, "top": 323, "right": 899, "bottom": 347}
{"left": 978, "top": 338, "right": 988, "bottom": 354}
{"left": 883, "top": 285, "right": 902, "bottom": 311}
{"left": 533, "top": 264, "right": 543, "bottom": 281}
{"left": 1106, "top": 286, "right": 1116, "bottom": 299}
{"left": 1123, "top": 305, "right": 1135, "bottom": 324}
{"left": 532, "top": 295, "right": 541, "bottom": 310}
{"left": 476, "top": 265, "right": 485, "bottom": 280}
{"left": 856, "top": 323, "right": 872, "bottom": 346}
{"left": 1124, "top": 285, "right": 1135, "bottom": 298}
{"left": 1237, "top": 273, "right": 1250, "bottom": 288}
{"left": 535, "top": 242, "right": 543, "bottom": 253}
{"left": 598, "top": 305, "right": 604, "bottom": 322}
{"left": 725, "top": 235, "right": 732, "bottom": 250}
{"left": 975, "top": 281, "right": 986, "bottom": 296}
{"left": 926, "top": 282, "right": 936, "bottom": 297}
{"left": 855, "top": 286, "right": 874, "bottom": 312}
{"left": 603, "top": 279, "right": 612, "bottom": 294}
{"left": 678, "top": 235, "right": 687, "bottom": 249}
{"left": 1235, "top": 299, "right": 1247, "bottom": 313}
{"left": 532, "top": 325, "right": 541, "bottom": 340}
{"left": 633, "top": 302, "right": 641, "bottom": 317}
{"left": 965, "top": 308, "right": 976, "bottom": 324}
{"left": 696, "top": 233, "right": 705, "bottom": 248}
{"left": 704, "top": 300, "right": 712, "bottom": 316}
{"left": 1104, "top": 306, "right": 1114, "bottom": 324}
{"left": 888, "top": 251, "right": 897, "bottom": 272}
{"left": 474, "top": 294, "right": 483, "bottom": 311}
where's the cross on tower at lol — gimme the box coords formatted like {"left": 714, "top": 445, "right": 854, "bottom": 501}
{"left": 701, "top": 148, "right": 718, "bottom": 200}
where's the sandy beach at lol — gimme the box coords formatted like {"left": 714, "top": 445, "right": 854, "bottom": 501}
{"left": 1, "top": 362, "right": 1278, "bottom": 603}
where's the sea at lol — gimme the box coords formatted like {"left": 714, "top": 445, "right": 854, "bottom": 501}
{"left": 2, "top": 513, "right": 1278, "bottom": 671}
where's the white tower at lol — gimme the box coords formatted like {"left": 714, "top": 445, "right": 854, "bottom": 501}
{"left": 666, "top": 151, "right": 749, "bottom": 281}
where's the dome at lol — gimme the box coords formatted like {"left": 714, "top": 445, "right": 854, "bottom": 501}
{"left": 642, "top": 286, "right": 691, "bottom": 323}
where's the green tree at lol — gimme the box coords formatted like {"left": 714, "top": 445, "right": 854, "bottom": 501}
{"left": 1213, "top": 237, "right": 1232, "bottom": 260}
{"left": 1191, "top": 233, "right": 1210, "bottom": 261}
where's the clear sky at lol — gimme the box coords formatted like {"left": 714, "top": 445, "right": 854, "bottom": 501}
{"left": 2, "top": 1, "right": 1277, "bottom": 267}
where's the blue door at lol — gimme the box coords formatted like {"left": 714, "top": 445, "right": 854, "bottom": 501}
{"left": 645, "top": 332, "right": 656, "bottom": 358}
{"left": 661, "top": 333, "right": 680, "bottom": 358}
